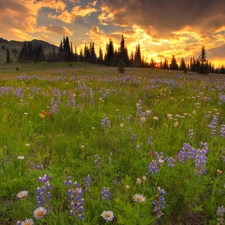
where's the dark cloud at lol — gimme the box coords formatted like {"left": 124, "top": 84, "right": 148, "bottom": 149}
{"left": 101, "top": 0, "right": 225, "bottom": 35}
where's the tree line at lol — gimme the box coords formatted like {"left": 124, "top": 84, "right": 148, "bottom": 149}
{"left": 5, "top": 35, "right": 225, "bottom": 74}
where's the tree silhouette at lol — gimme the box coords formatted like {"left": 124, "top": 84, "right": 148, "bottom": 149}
{"left": 199, "top": 46, "right": 208, "bottom": 74}
{"left": 134, "top": 44, "right": 141, "bottom": 67}
{"left": 6, "top": 48, "right": 11, "bottom": 63}
{"left": 170, "top": 55, "right": 178, "bottom": 70}
{"left": 105, "top": 39, "right": 116, "bottom": 66}
{"left": 118, "top": 35, "right": 129, "bottom": 66}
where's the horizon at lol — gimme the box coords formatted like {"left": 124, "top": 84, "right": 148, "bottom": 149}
{"left": 1, "top": 0, "right": 225, "bottom": 67}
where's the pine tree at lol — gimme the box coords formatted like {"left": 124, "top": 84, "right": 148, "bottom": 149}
{"left": 162, "top": 58, "right": 169, "bottom": 69}
{"left": 199, "top": 46, "right": 208, "bottom": 74}
{"left": 6, "top": 48, "right": 11, "bottom": 63}
{"left": 180, "top": 58, "right": 187, "bottom": 71}
{"left": 170, "top": 55, "right": 178, "bottom": 70}
{"left": 98, "top": 47, "right": 103, "bottom": 65}
{"left": 134, "top": 44, "right": 141, "bottom": 67}
{"left": 118, "top": 35, "right": 129, "bottom": 66}
{"left": 105, "top": 39, "right": 115, "bottom": 66}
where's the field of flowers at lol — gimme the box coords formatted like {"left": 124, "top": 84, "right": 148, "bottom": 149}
{"left": 0, "top": 63, "right": 225, "bottom": 225}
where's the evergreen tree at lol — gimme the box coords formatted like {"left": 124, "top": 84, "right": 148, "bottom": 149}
{"left": 180, "top": 58, "right": 187, "bottom": 71}
{"left": 170, "top": 55, "right": 178, "bottom": 70}
{"left": 74, "top": 47, "right": 79, "bottom": 62}
{"left": 220, "top": 64, "right": 225, "bottom": 74}
{"left": 130, "top": 51, "right": 134, "bottom": 67}
{"left": 199, "top": 46, "right": 208, "bottom": 74}
{"left": 89, "top": 42, "right": 97, "bottom": 64}
{"left": 6, "top": 48, "right": 11, "bottom": 63}
{"left": 98, "top": 47, "right": 103, "bottom": 65}
{"left": 79, "top": 48, "right": 84, "bottom": 61}
{"left": 118, "top": 35, "right": 129, "bottom": 66}
{"left": 162, "top": 58, "right": 169, "bottom": 69}
{"left": 149, "top": 58, "right": 155, "bottom": 68}
{"left": 58, "top": 40, "right": 63, "bottom": 61}
{"left": 134, "top": 44, "right": 141, "bottom": 67}
{"left": 105, "top": 39, "right": 115, "bottom": 66}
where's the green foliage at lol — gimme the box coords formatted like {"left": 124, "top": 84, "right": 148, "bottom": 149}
{"left": 0, "top": 65, "right": 225, "bottom": 224}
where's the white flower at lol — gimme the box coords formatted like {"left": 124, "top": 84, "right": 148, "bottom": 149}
{"left": 120, "top": 123, "right": 124, "bottom": 127}
{"left": 136, "top": 178, "right": 141, "bottom": 184}
{"left": 17, "top": 191, "right": 28, "bottom": 198}
{"left": 133, "top": 194, "right": 145, "bottom": 202}
{"left": 158, "top": 158, "right": 165, "bottom": 164}
{"left": 21, "top": 218, "right": 34, "bottom": 225}
{"left": 153, "top": 116, "right": 159, "bottom": 120}
{"left": 34, "top": 207, "right": 47, "bottom": 220}
{"left": 25, "top": 143, "right": 30, "bottom": 147}
{"left": 18, "top": 156, "right": 24, "bottom": 160}
{"left": 101, "top": 210, "right": 114, "bottom": 221}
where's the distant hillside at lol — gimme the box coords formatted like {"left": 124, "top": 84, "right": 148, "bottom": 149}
{"left": 0, "top": 38, "right": 58, "bottom": 63}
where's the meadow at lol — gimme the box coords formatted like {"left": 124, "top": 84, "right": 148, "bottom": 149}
{"left": 0, "top": 62, "right": 225, "bottom": 225}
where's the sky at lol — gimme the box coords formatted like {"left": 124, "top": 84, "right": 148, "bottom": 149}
{"left": 1, "top": 0, "right": 225, "bottom": 67}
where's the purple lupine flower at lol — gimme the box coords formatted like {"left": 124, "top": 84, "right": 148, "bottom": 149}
{"left": 216, "top": 205, "right": 225, "bottom": 225}
{"left": 101, "top": 187, "right": 110, "bottom": 201}
{"left": 100, "top": 117, "right": 111, "bottom": 129}
{"left": 148, "top": 160, "right": 159, "bottom": 174}
{"left": 222, "top": 156, "right": 225, "bottom": 163}
{"left": 94, "top": 154, "right": 101, "bottom": 169}
{"left": 36, "top": 174, "right": 52, "bottom": 211}
{"left": 89, "top": 88, "right": 94, "bottom": 105}
{"left": 220, "top": 124, "right": 225, "bottom": 138}
{"left": 188, "top": 129, "right": 194, "bottom": 140}
{"left": 152, "top": 186, "right": 166, "bottom": 219}
{"left": 66, "top": 181, "right": 84, "bottom": 220}
{"left": 165, "top": 157, "right": 176, "bottom": 167}
{"left": 84, "top": 175, "right": 92, "bottom": 188}
{"left": 194, "top": 148, "right": 208, "bottom": 175}
{"left": 131, "top": 133, "right": 137, "bottom": 141}
{"left": 146, "top": 136, "right": 153, "bottom": 145}
{"left": 208, "top": 114, "right": 219, "bottom": 137}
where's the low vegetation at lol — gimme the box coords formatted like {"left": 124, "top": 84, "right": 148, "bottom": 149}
{"left": 0, "top": 63, "right": 225, "bottom": 225}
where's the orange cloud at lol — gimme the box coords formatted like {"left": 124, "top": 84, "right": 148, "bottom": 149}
{"left": 48, "top": 5, "right": 97, "bottom": 23}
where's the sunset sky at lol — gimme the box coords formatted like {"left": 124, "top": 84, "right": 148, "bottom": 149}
{"left": 1, "top": 0, "right": 225, "bottom": 67}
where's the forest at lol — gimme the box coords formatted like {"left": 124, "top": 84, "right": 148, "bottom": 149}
{"left": 5, "top": 35, "right": 225, "bottom": 74}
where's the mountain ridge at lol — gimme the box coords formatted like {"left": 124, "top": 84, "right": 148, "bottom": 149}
{"left": 0, "top": 37, "right": 58, "bottom": 63}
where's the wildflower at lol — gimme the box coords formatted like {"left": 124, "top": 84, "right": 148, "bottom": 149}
{"left": 136, "top": 178, "right": 141, "bottom": 184}
{"left": 36, "top": 175, "right": 51, "bottom": 209}
{"left": 158, "top": 158, "right": 165, "bottom": 164}
{"left": 148, "top": 160, "right": 159, "bottom": 174}
{"left": 101, "top": 187, "right": 110, "bottom": 201}
{"left": 217, "top": 169, "right": 222, "bottom": 174}
{"left": 152, "top": 187, "right": 166, "bottom": 219}
{"left": 33, "top": 207, "right": 47, "bottom": 220}
{"left": 25, "top": 143, "right": 30, "bottom": 147}
{"left": 101, "top": 211, "right": 114, "bottom": 221}
{"left": 140, "top": 117, "right": 146, "bottom": 123}
{"left": 146, "top": 110, "right": 152, "bottom": 115}
{"left": 216, "top": 206, "right": 225, "bottom": 225}
{"left": 21, "top": 218, "right": 34, "bottom": 225}
{"left": 142, "top": 176, "right": 147, "bottom": 181}
{"left": 125, "top": 185, "right": 130, "bottom": 189}
{"left": 133, "top": 194, "right": 145, "bottom": 202}
{"left": 153, "top": 116, "right": 159, "bottom": 120}
{"left": 17, "top": 190, "right": 28, "bottom": 198}
{"left": 18, "top": 156, "right": 24, "bottom": 160}
{"left": 120, "top": 123, "right": 124, "bottom": 127}
{"left": 174, "top": 122, "right": 179, "bottom": 127}
{"left": 84, "top": 175, "right": 92, "bottom": 188}
{"left": 80, "top": 144, "right": 85, "bottom": 149}
{"left": 24, "top": 112, "right": 28, "bottom": 115}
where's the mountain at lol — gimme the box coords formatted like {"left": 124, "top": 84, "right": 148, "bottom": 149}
{"left": 0, "top": 38, "right": 58, "bottom": 63}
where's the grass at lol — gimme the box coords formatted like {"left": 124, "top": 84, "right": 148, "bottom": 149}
{"left": 0, "top": 62, "right": 225, "bottom": 225}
